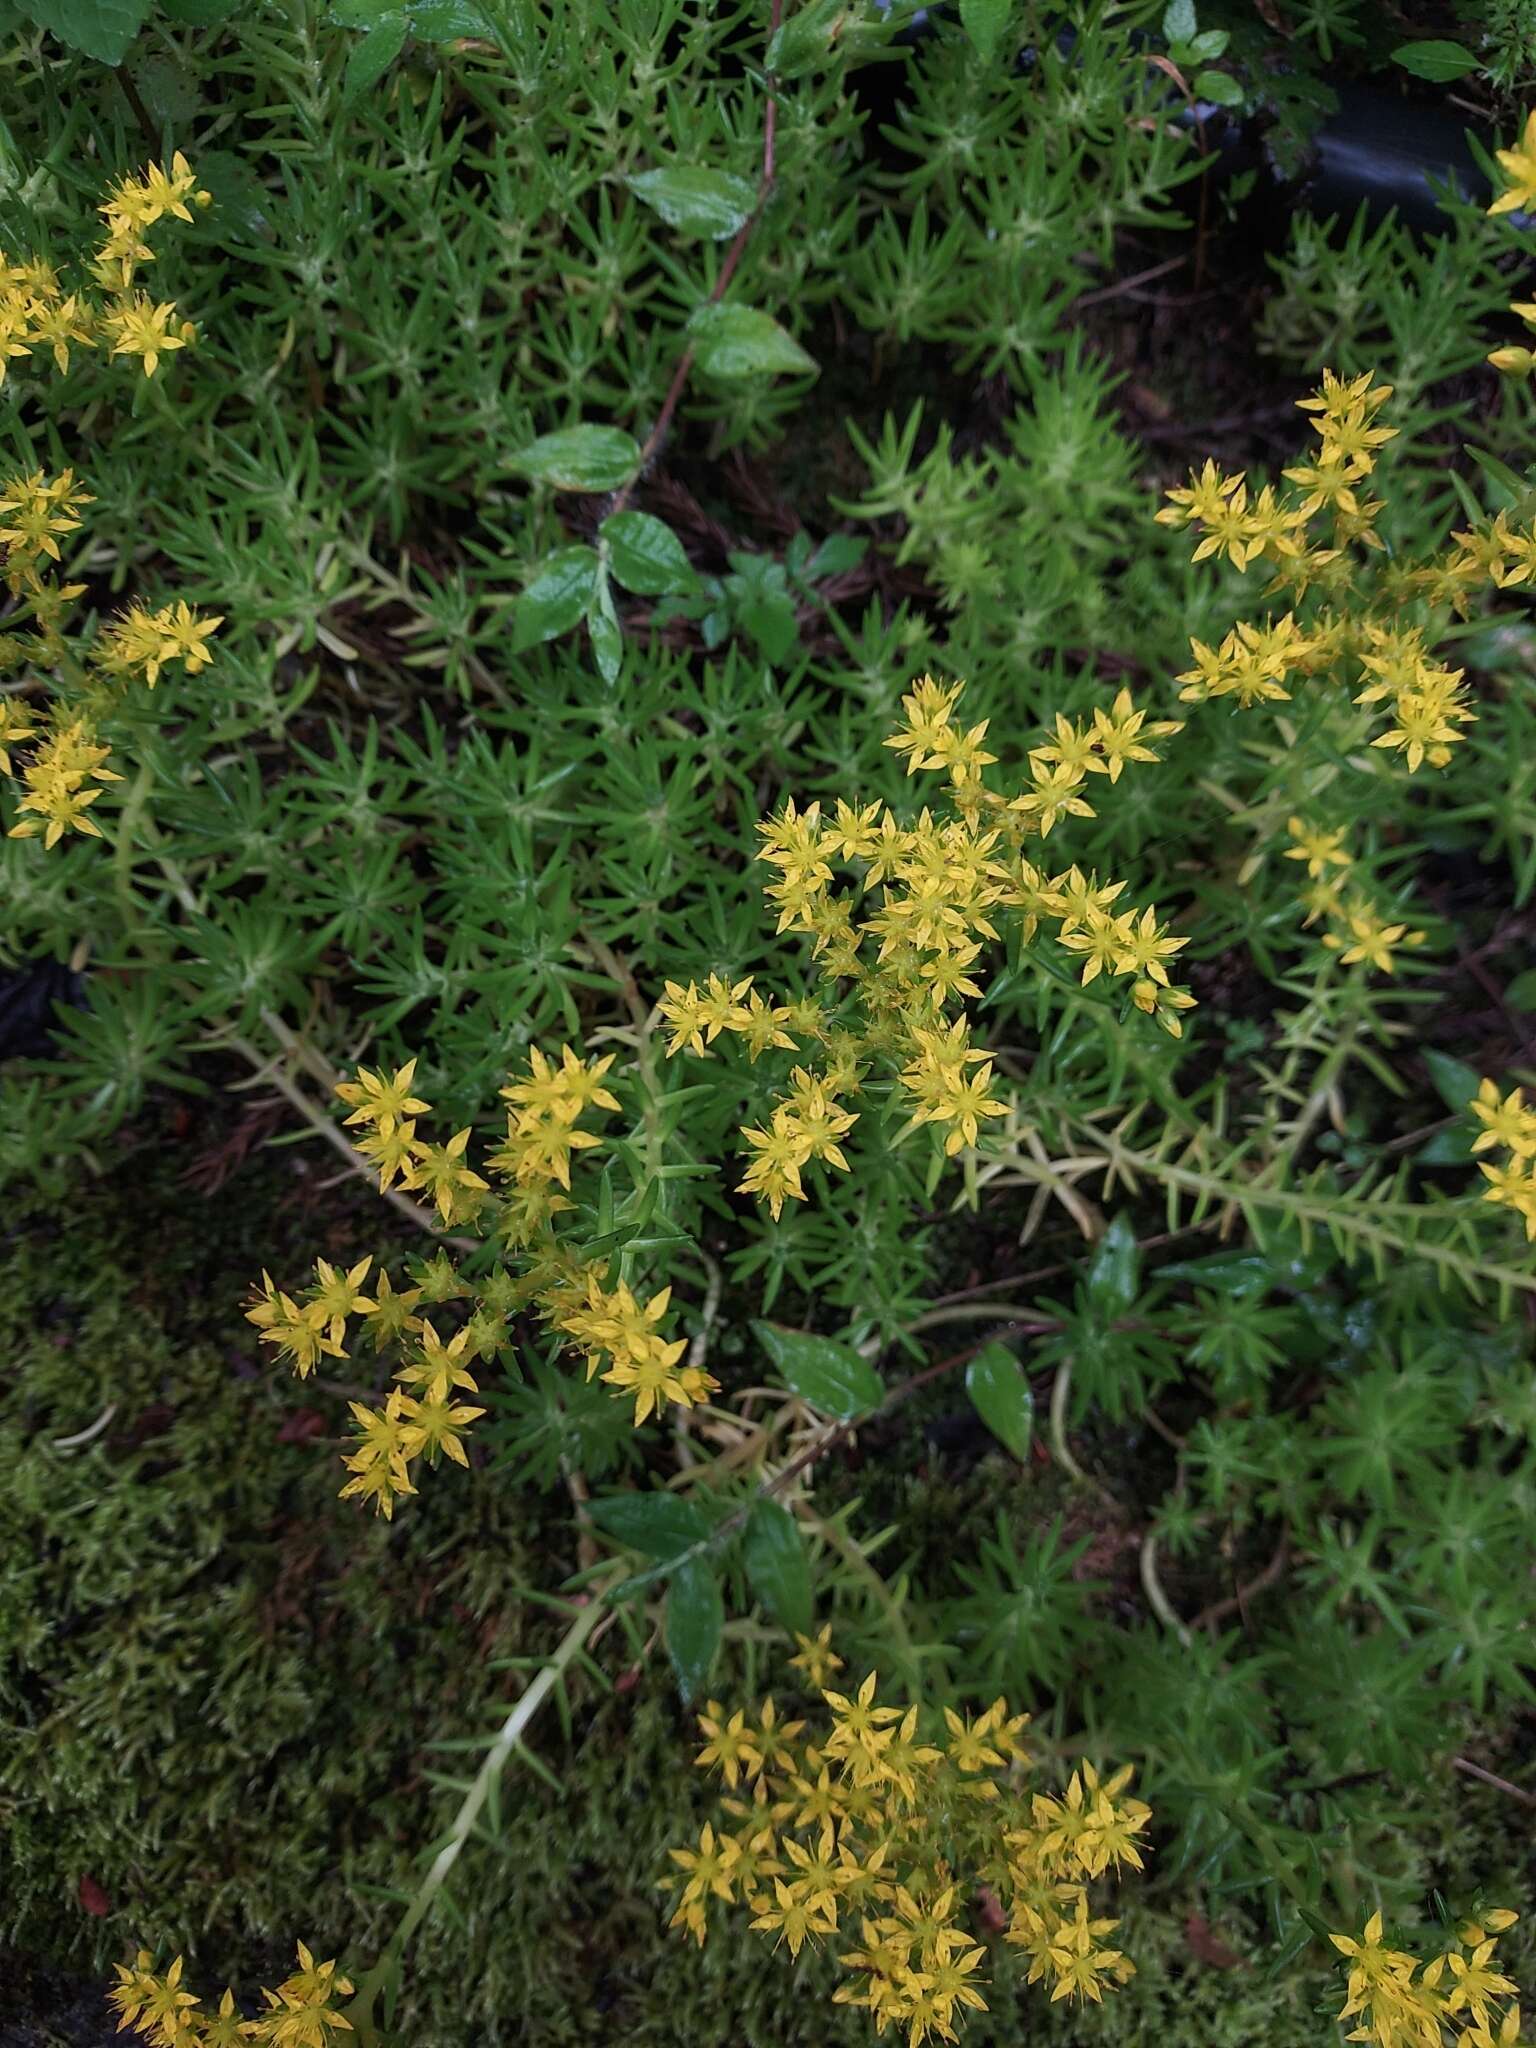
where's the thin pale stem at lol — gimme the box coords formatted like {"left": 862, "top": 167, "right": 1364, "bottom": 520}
{"left": 225, "top": 1029, "right": 467, "bottom": 1243}
{"left": 346, "top": 1582, "right": 620, "bottom": 2041}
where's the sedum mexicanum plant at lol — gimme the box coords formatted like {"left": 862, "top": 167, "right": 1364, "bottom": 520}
{"left": 663, "top": 1673, "right": 1148, "bottom": 2041}
{"left": 0, "top": 154, "right": 222, "bottom": 846}
{"left": 213, "top": 406, "right": 1536, "bottom": 2036}
{"left": 94, "top": 91, "right": 1536, "bottom": 2048}
{"left": 110, "top": 1942, "right": 355, "bottom": 2048}
{"left": 243, "top": 662, "right": 1195, "bottom": 1518}
{"left": 241, "top": 382, "right": 1536, "bottom": 1520}
{"left": 1327, "top": 1909, "right": 1526, "bottom": 2048}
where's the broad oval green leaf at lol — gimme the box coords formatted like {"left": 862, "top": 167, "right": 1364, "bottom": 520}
{"left": 753, "top": 1319, "right": 883, "bottom": 1420}
{"left": 666, "top": 1556, "right": 723, "bottom": 1704}
{"left": 1192, "top": 67, "right": 1244, "bottom": 106}
{"left": 1389, "top": 38, "right": 1478, "bottom": 82}
{"left": 1417, "top": 1126, "right": 1476, "bottom": 1167}
{"left": 600, "top": 510, "right": 699, "bottom": 596}
{"left": 1086, "top": 1213, "right": 1140, "bottom": 1316}
{"left": 511, "top": 545, "right": 599, "bottom": 651}
{"left": 409, "top": 0, "right": 488, "bottom": 37}
{"left": 343, "top": 16, "right": 408, "bottom": 102}
{"left": 587, "top": 1491, "right": 710, "bottom": 1561}
{"left": 965, "top": 1341, "right": 1034, "bottom": 1462}
{"left": 1159, "top": 1250, "right": 1278, "bottom": 1299}
{"left": 328, "top": 0, "right": 397, "bottom": 25}
{"left": 1422, "top": 1048, "right": 1480, "bottom": 1115}
{"left": 21, "top": 0, "right": 151, "bottom": 61}
{"left": 624, "top": 166, "right": 758, "bottom": 240}
{"left": 686, "top": 304, "right": 818, "bottom": 382}
{"left": 742, "top": 1498, "right": 812, "bottom": 1636}
{"left": 804, "top": 533, "right": 867, "bottom": 581}
{"left": 1161, "top": 0, "right": 1196, "bottom": 40}
{"left": 505, "top": 424, "right": 641, "bottom": 491}
{"left": 1161, "top": 1228, "right": 1336, "bottom": 1298}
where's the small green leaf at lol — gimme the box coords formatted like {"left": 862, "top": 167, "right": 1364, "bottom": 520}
{"left": 408, "top": 0, "right": 487, "bottom": 36}
{"left": 958, "top": 0, "right": 1010, "bottom": 65}
{"left": 1506, "top": 969, "right": 1536, "bottom": 1011}
{"left": 1192, "top": 67, "right": 1243, "bottom": 106}
{"left": 600, "top": 510, "right": 699, "bottom": 596}
{"left": 587, "top": 1492, "right": 710, "bottom": 1561}
{"left": 343, "top": 15, "right": 407, "bottom": 101}
{"left": 742, "top": 1498, "right": 812, "bottom": 1637}
{"left": 764, "top": 0, "right": 845, "bottom": 78}
{"left": 131, "top": 51, "right": 201, "bottom": 122}
{"left": 1188, "top": 26, "right": 1227, "bottom": 58}
{"left": 1417, "top": 1126, "right": 1476, "bottom": 1167}
{"left": 965, "top": 1341, "right": 1034, "bottom": 1462}
{"left": 738, "top": 584, "right": 799, "bottom": 666}
{"left": 511, "top": 545, "right": 599, "bottom": 651}
{"left": 1161, "top": 0, "right": 1196, "bottom": 43}
{"left": 586, "top": 567, "right": 623, "bottom": 683}
{"left": 21, "top": 0, "right": 150, "bottom": 62}
{"left": 804, "top": 533, "right": 867, "bottom": 581}
{"left": 753, "top": 1320, "right": 883, "bottom": 1420}
{"left": 1086, "top": 1214, "right": 1140, "bottom": 1316}
{"left": 666, "top": 1557, "right": 723, "bottom": 1704}
{"left": 686, "top": 304, "right": 817, "bottom": 381}
{"left": 624, "top": 166, "right": 758, "bottom": 240}
{"left": 1162, "top": 1225, "right": 1336, "bottom": 1298}
{"left": 1389, "top": 38, "right": 1478, "bottom": 82}
{"left": 1159, "top": 1250, "right": 1277, "bottom": 1298}
{"left": 188, "top": 150, "right": 272, "bottom": 237}
{"left": 505, "top": 424, "right": 641, "bottom": 492}
{"left": 329, "top": 0, "right": 396, "bottom": 23}
{"left": 1422, "top": 1048, "right": 1480, "bottom": 1115}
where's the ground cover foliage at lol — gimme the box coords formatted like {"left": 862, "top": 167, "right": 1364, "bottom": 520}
{"left": 3, "top": 0, "right": 1536, "bottom": 2042}
{"left": 3, "top": 1140, "right": 1534, "bottom": 2045}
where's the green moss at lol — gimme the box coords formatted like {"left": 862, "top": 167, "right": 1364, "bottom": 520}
{"left": 0, "top": 1138, "right": 544, "bottom": 1993}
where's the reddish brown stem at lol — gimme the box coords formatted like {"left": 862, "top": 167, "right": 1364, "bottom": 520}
{"left": 758, "top": 1318, "right": 1057, "bottom": 1505}
{"left": 607, "top": 0, "right": 784, "bottom": 521}
{"left": 1191, "top": 1535, "right": 1289, "bottom": 1633}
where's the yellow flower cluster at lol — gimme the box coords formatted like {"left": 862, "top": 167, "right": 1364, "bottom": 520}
{"left": 334, "top": 1052, "right": 488, "bottom": 1223}
{"left": 1158, "top": 370, "right": 1490, "bottom": 774}
{"left": 248, "top": 1048, "right": 720, "bottom": 1515}
{"left": 97, "top": 597, "right": 222, "bottom": 687}
{"left": 663, "top": 1665, "right": 1149, "bottom": 2047}
{"left": 1471, "top": 1076, "right": 1536, "bottom": 1241}
{"left": 1487, "top": 110, "right": 1536, "bottom": 378}
{"left": 247, "top": 1241, "right": 491, "bottom": 1518}
{"left": 5, "top": 713, "right": 123, "bottom": 847}
{"left": 656, "top": 676, "right": 1193, "bottom": 1221}
{"left": 1284, "top": 817, "right": 1426, "bottom": 976}
{"left": 109, "top": 1941, "right": 353, "bottom": 2047}
{"left": 2, "top": 152, "right": 208, "bottom": 384}
{"left": 1329, "top": 1907, "right": 1524, "bottom": 2048}
{"left": 1, "top": 156, "right": 221, "bottom": 848}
